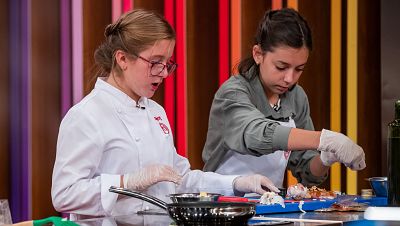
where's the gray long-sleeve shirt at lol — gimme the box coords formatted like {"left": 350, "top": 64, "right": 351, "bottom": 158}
{"left": 202, "top": 68, "right": 327, "bottom": 186}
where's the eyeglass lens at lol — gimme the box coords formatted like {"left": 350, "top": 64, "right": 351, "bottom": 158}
{"left": 150, "top": 61, "right": 176, "bottom": 76}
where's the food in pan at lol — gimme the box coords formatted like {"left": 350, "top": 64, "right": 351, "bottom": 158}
{"left": 260, "top": 192, "right": 285, "bottom": 208}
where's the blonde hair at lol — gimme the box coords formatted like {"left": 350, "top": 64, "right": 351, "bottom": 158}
{"left": 94, "top": 9, "right": 175, "bottom": 77}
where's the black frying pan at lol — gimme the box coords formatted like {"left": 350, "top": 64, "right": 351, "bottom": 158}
{"left": 109, "top": 186, "right": 255, "bottom": 225}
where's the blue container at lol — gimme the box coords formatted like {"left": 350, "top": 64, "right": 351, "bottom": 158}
{"left": 366, "top": 177, "right": 388, "bottom": 197}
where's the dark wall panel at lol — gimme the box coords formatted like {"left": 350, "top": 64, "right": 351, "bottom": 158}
{"left": 187, "top": 0, "right": 219, "bottom": 169}
{"left": 357, "top": 0, "right": 381, "bottom": 191}
{"left": 83, "top": 0, "right": 112, "bottom": 95}
{"left": 0, "top": 0, "right": 9, "bottom": 200}
{"left": 299, "top": 0, "right": 331, "bottom": 189}
{"left": 31, "top": 0, "right": 61, "bottom": 219}
{"left": 241, "top": 0, "right": 270, "bottom": 61}
{"left": 299, "top": 0, "right": 331, "bottom": 132}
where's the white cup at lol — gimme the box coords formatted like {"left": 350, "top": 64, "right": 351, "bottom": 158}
{"left": 0, "top": 199, "right": 12, "bottom": 225}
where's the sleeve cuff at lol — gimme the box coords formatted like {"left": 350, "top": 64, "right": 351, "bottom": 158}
{"left": 101, "top": 174, "right": 122, "bottom": 216}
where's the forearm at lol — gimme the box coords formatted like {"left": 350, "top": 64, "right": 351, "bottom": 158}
{"left": 287, "top": 128, "right": 321, "bottom": 151}
{"left": 309, "top": 155, "right": 330, "bottom": 177}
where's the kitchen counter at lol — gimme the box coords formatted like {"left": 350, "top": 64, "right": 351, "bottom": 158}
{"left": 73, "top": 211, "right": 400, "bottom": 226}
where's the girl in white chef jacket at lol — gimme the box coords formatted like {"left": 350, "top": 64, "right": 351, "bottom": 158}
{"left": 202, "top": 8, "right": 366, "bottom": 188}
{"left": 51, "top": 9, "right": 279, "bottom": 220}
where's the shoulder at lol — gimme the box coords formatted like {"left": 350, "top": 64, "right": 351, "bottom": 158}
{"left": 61, "top": 89, "right": 111, "bottom": 128}
{"left": 216, "top": 75, "right": 251, "bottom": 99}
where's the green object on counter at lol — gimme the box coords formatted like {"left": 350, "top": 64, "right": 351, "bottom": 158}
{"left": 33, "top": 216, "right": 79, "bottom": 226}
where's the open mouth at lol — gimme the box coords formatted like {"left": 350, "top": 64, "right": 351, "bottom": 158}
{"left": 151, "top": 82, "right": 160, "bottom": 90}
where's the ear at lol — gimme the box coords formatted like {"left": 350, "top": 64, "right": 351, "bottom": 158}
{"left": 252, "top": 45, "right": 263, "bottom": 65}
{"left": 115, "top": 50, "right": 129, "bottom": 71}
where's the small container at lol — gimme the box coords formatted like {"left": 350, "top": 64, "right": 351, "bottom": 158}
{"left": 366, "top": 177, "right": 388, "bottom": 197}
{"left": 361, "top": 189, "right": 373, "bottom": 199}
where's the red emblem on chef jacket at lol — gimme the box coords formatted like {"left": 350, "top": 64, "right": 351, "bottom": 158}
{"left": 154, "top": 116, "right": 170, "bottom": 134}
{"left": 284, "top": 150, "right": 291, "bottom": 160}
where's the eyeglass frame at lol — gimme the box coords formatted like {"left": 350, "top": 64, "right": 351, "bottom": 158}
{"left": 129, "top": 52, "right": 177, "bottom": 77}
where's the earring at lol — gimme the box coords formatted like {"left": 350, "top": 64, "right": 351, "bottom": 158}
{"left": 122, "top": 66, "right": 127, "bottom": 71}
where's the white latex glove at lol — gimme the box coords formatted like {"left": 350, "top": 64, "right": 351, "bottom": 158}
{"left": 233, "top": 174, "right": 279, "bottom": 195}
{"left": 317, "top": 129, "right": 366, "bottom": 170}
{"left": 124, "top": 165, "right": 182, "bottom": 191}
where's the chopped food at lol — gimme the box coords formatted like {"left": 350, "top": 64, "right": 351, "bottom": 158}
{"left": 260, "top": 192, "right": 285, "bottom": 208}
{"left": 307, "top": 186, "right": 337, "bottom": 199}
{"left": 199, "top": 191, "right": 208, "bottom": 197}
{"left": 330, "top": 202, "right": 367, "bottom": 211}
{"left": 287, "top": 183, "right": 309, "bottom": 200}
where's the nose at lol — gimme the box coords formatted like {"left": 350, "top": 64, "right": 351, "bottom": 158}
{"left": 283, "top": 70, "right": 295, "bottom": 84}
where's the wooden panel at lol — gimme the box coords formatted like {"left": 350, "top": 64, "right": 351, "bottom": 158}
{"left": 82, "top": 0, "right": 112, "bottom": 95}
{"left": 31, "top": 0, "right": 60, "bottom": 218}
{"left": 187, "top": 0, "right": 219, "bottom": 169}
{"left": 0, "top": 0, "right": 9, "bottom": 200}
{"left": 298, "top": 0, "right": 331, "bottom": 132}
{"left": 298, "top": 0, "right": 331, "bottom": 189}
{"left": 134, "top": 0, "right": 165, "bottom": 106}
{"left": 241, "top": 0, "right": 270, "bottom": 60}
{"left": 357, "top": 0, "right": 381, "bottom": 191}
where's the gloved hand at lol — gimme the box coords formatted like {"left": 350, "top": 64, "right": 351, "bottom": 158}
{"left": 124, "top": 164, "right": 182, "bottom": 191}
{"left": 317, "top": 129, "right": 366, "bottom": 170}
{"left": 232, "top": 174, "right": 279, "bottom": 195}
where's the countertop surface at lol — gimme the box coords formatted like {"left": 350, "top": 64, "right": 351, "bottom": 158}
{"left": 73, "top": 210, "right": 400, "bottom": 226}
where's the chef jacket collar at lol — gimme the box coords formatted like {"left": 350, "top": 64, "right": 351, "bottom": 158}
{"left": 246, "top": 66, "right": 294, "bottom": 122}
{"left": 95, "top": 77, "right": 149, "bottom": 108}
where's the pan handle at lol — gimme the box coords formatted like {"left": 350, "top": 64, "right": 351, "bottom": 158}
{"left": 109, "top": 186, "right": 168, "bottom": 210}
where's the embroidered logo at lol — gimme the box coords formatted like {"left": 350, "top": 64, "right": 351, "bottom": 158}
{"left": 154, "top": 116, "right": 170, "bottom": 134}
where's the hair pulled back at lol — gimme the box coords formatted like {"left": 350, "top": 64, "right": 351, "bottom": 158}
{"left": 238, "top": 8, "right": 312, "bottom": 77}
{"left": 94, "top": 9, "right": 175, "bottom": 77}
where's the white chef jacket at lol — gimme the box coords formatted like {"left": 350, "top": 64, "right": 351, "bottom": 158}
{"left": 51, "top": 78, "right": 237, "bottom": 220}
{"left": 215, "top": 118, "right": 296, "bottom": 188}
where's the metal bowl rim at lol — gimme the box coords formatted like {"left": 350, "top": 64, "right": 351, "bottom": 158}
{"left": 166, "top": 193, "right": 222, "bottom": 198}
{"left": 365, "top": 177, "right": 387, "bottom": 181}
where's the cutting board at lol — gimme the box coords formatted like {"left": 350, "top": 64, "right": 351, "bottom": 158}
{"left": 252, "top": 196, "right": 387, "bottom": 214}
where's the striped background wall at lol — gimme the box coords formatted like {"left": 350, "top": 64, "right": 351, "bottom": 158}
{"left": 0, "top": 0, "right": 385, "bottom": 222}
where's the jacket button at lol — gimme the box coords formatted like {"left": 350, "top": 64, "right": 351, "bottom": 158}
{"left": 135, "top": 137, "right": 140, "bottom": 142}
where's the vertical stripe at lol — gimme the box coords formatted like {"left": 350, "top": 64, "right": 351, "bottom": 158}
{"left": 72, "top": 0, "right": 83, "bottom": 104}
{"left": 272, "top": 0, "right": 282, "bottom": 10}
{"left": 230, "top": 0, "right": 241, "bottom": 74}
{"left": 219, "top": 0, "right": 230, "bottom": 85}
{"left": 112, "top": 0, "right": 122, "bottom": 22}
{"left": 176, "top": 0, "right": 187, "bottom": 156}
{"left": 347, "top": 0, "right": 358, "bottom": 195}
{"left": 9, "top": 1, "right": 22, "bottom": 221}
{"left": 122, "top": 0, "right": 133, "bottom": 12}
{"left": 9, "top": 0, "right": 31, "bottom": 221}
{"left": 330, "top": 0, "right": 342, "bottom": 191}
{"left": 164, "top": 0, "right": 176, "bottom": 135}
{"left": 22, "top": 0, "right": 31, "bottom": 219}
{"left": 61, "top": 0, "right": 72, "bottom": 117}
{"left": 287, "top": 0, "right": 298, "bottom": 9}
